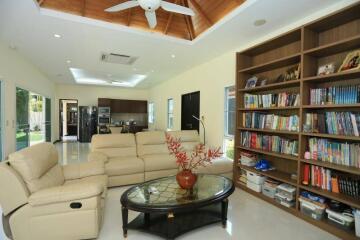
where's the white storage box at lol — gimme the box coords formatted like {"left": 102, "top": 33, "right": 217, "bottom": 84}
{"left": 246, "top": 171, "right": 266, "bottom": 185}
{"left": 355, "top": 209, "right": 360, "bottom": 237}
{"left": 262, "top": 180, "right": 279, "bottom": 199}
{"left": 299, "top": 197, "right": 326, "bottom": 220}
{"left": 326, "top": 209, "right": 354, "bottom": 231}
{"left": 276, "top": 183, "right": 296, "bottom": 201}
{"left": 247, "top": 180, "right": 262, "bottom": 193}
{"left": 275, "top": 192, "right": 295, "bottom": 208}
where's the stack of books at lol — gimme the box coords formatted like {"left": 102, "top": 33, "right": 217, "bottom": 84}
{"left": 310, "top": 85, "right": 360, "bottom": 105}
{"left": 304, "top": 112, "right": 360, "bottom": 136}
{"left": 308, "top": 137, "right": 360, "bottom": 168}
{"left": 241, "top": 131, "right": 299, "bottom": 156}
{"left": 303, "top": 164, "right": 360, "bottom": 198}
{"left": 243, "top": 112, "right": 299, "bottom": 132}
{"left": 244, "top": 92, "right": 300, "bottom": 109}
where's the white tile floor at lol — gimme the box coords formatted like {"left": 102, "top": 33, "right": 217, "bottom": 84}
{"left": 1, "top": 142, "right": 340, "bottom": 240}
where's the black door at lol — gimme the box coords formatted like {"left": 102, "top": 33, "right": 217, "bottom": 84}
{"left": 181, "top": 91, "right": 200, "bottom": 132}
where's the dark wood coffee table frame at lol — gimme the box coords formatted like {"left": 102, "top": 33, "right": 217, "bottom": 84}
{"left": 120, "top": 175, "right": 235, "bottom": 239}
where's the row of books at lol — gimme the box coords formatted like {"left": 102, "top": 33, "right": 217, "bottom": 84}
{"left": 304, "top": 112, "right": 360, "bottom": 136}
{"left": 243, "top": 112, "right": 299, "bottom": 132}
{"left": 240, "top": 131, "right": 299, "bottom": 156}
{"left": 308, "top": 137, "right": 360, "bottom": 168}
{"left": 244, "top": 92, "right": 300, "bottom": 109}
{"left": 303, "top": 164, "right": 359, "bottom": 198}
{"left": 310, "top": 85, "right": 360, "bottom": 105}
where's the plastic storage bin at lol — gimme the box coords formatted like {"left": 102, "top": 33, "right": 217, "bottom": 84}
{"left": 275, "top": 192, "right": 295, "bottom": 208}
{"left": 247, "top": 180, "right": 262, "bottom": 192}
{"left": 299, "top": 197, "right": 326, "bottom": 220}
{"left": 246, "top": 171, "right": 266, "bottom": 185}
{"left": 262, "top": 180, "right": 279, "bottom": 199}
{"left": 326, "top": 209, "right": 354, "bottom": 231}
{"left": 355, "top": 209, "right": 360, "bottom": 237}
{"left": 276, "top": 183, "right": 296, "bottom": 201}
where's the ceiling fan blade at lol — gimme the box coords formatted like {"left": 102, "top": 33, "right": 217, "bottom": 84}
{"left": 160, "top": 1, "right": 195, "bottom": 16}
{"left": 145, "top": 11, "right": 157, "bottom": 29}
{"left": 105, "top": 1, "right": 139, "bottom": 12}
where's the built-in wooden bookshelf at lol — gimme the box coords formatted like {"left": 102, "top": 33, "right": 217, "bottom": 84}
{"left": 234, "top": 3, "right": 360, "bottom": 240}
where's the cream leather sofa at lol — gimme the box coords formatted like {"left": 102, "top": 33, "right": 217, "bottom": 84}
{"left": 0, "top": 143, "right": 108, "bottom": 240}
{"left": 89, "top": 134, "right": 145, "bottom": 187}
{"left": 89, "top": 130, "right": 233, "bottom": 186}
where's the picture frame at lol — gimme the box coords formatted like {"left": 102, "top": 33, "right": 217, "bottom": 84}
{"left": 338, "top": 50, "right": 360, "bottom": 72}
{"left": 317, "top": 63, "right": 335, "bottom": 76}
{"left": 245, "top": 76, "right": 258, "bottom": 89}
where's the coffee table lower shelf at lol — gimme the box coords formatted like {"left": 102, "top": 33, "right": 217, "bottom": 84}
{"left": 126, "top": 203, "right": 224, "bottom": 240}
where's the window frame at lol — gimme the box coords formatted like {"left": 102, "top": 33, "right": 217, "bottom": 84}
{"left": 148, "top": 102, "right": 155, "bottom": 124}
{"left": 224, "top": 86, "right": 235, "bottom": 139}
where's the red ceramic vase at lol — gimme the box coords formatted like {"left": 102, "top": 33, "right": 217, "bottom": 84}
{"left": 176, "top": 170, "right": 197, "bottom": 189}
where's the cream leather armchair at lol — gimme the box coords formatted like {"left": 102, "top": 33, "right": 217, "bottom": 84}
{"left": 0, "top": 142, "right": 107, "bottom": 240}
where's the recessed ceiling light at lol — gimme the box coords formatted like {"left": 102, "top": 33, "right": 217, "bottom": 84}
{"left": 57, "top": 74, "right": 63, "bottom": 77}
{"left": 54, "top": 34, "right": 62, "bottom": 38}
{"left": 171, "top": 54, "right": 176, "bottom": 58}
{"left": 254, "top": 19, "right": 266, "bottom": 27}
{"left": 66, "top": 60, "right": 71, "bottom": 64}
{"left": 9, "top": 44, "right": 17, "bottom": 50}
{"left": 151, "top": 70, "right": 155, "bottom": 73}
{"left": 133, "top": 68, "right": 137, "bottom": 71}
{"left": 107, "top": 74, "right": 112, "bottom": 78}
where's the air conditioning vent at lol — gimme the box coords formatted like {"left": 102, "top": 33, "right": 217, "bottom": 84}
{"left": 100, "top": 53, "right": 138, "bottom": 65}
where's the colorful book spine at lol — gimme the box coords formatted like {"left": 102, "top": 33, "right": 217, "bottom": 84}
{"left": 310, "top": 85, "right": 360, "bottom": 105}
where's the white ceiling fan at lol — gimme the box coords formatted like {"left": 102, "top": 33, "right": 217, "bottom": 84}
{"left": 105, "top": 0, "right": 195, "bottom": 29}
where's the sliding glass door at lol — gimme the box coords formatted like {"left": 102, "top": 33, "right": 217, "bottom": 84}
{"left": 16, "top": 87, "right": 51, "bottom": 150}
{"left": 16, "top": 87, "right": 30, "bottom": 151}
{"left": 45, "top": 98, "right": 51, "bottom": 142}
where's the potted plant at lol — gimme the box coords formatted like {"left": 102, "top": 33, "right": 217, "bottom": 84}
{"left": 166, "top": 133, "right": 222, "bottom": 189}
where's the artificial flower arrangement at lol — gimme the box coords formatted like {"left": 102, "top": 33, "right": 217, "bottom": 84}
{"left": 165, "top": 133, "right": 222, "bottom": 189}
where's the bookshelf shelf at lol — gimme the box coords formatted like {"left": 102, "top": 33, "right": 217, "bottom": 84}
{"left": 237, "top": 127, "right": 299, "bottom": 135}
{"left": 303, "top": 34, "right": 360, "bottom": 57}
{"left": 235, "top": 3, "right": 360, "bottom": 239}
{"left": 237, "top": 106, "right": 299, "bottom": 111}
{"left": 300, "top": 185, "right": 360, "bottom": 209}
{"left": 302, "top": 69, "right": 360, "bottom": 83}
{"left": 301, "top": 132, "right": 360, "bottom": 141}
{"left": 237, "top": 146, "right": 299, "bottom": 161}
{"left": 239, "top": 164, "right": 297, "bottom": 186}
{"left": 300, "top": 159, "right": 360, "bottom": 175}
{"left": 238, "top": 79, "right": 300, "bottom": 93}
{"left": 238, "top": 53, "right": 301, "bottom": 74}
{"left": 303, "top": 104, "right": 360, "bottom": 109}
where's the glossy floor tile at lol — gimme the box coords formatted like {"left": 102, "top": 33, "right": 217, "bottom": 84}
{"left": 0, "top": 142, "right": 340, "bottom": 240}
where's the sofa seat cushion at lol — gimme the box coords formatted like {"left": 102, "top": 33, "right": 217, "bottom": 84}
{"left": 105, "top": 157, "right": 144, "bottom": 176}
{"left": 195, "top": 157, "right": 233, "bottom": 174}
{"left": 141, "top": 154, "right": 177, "bottom": 172}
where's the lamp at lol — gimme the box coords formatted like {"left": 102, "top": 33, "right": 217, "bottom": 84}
{"left": 192, "top": 115, "right": 205, "bottom": 144}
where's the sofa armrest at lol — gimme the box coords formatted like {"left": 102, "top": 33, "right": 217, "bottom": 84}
{"left": 63, "top": 160, "right": 105, "bottom": 181}
{"left": 28, "top": 183, "right": 103, "bottom": 206}
{"left": 88, "top": 152, "right": 108, "bottom": 163}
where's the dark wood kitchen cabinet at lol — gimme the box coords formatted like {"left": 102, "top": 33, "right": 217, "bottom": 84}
{"left": 98, "top": 98, "right": 147, "bottom": 113}
{"left": 98, "top": 98, "right": 112, "bottom": 107}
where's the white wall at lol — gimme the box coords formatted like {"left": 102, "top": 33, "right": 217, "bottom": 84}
{"left": 54, "top": 84, "right": 149, "bottom": 140}
{"left": 0, "top": 41, "right": 56, "bottom": 159}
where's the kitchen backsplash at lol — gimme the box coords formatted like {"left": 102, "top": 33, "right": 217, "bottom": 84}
{"left": 111, "top": 113, "right": 147, "bottom": 126}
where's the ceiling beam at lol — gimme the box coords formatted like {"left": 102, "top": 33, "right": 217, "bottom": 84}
{"left": 164, "top": 0, "right": 179, "bottom": 34}
{"left": 127, "top": 9, "right": 132, "bottom": 26}
{"left": 38, "top": 0, "right": 46, "bottom": 6}
{"left": 182, "top": 0, "right": 195, "bottom": 40}
{"left": 188, "top": 0, "right": 212, "bottom": 27}
{"left": 81, "top": 0, "right": 87, "bottom": 16}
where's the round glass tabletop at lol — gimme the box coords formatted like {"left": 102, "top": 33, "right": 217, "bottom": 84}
{"left": 121, "top": 174, "right": 233, "bottom": 208}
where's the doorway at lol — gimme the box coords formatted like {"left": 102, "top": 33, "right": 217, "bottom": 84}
{"left": 59, "top": 99, "right": 78, "bottom": 142}
{"left": 181, "top": 91, "right": 200, "bottom": 132}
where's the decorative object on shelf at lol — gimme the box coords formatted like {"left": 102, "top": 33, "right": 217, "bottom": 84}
{"left": 317, "top": 63, "right": 336, "bottom": 76}
{"left": 338, "top": 50, "right": 360, "bottom": 72}
{"left": 245, "top": 76, "right": 258, "bottom": 89}
{"left": 275, "top": 64, "right": 301, "bottom": 82}
{"left": 254, "top": 159, "right": 274, "bottom": 171}
{"left": 260, "top": 79, "right": 268, "bottom": 86}
{"left": 304, "top": 151, "right": 311, "bottom": 160}
{"left": 166, "top": 133, "right": 222, "bottom": 189}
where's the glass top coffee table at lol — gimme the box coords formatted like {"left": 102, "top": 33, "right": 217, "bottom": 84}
{"left": 120, "top": 174, "right": 234, "bottom": 239}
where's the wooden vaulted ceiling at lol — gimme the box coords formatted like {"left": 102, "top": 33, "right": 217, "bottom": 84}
{"left": 37, "top": 0, "right": 245, "bottom": 40}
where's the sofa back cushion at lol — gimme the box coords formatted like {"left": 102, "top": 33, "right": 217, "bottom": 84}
{"left": 136, "top": 131, "right": 169, "bottom": 156}
{"left": 91, "top": 134, "right": 137, "bottom": 158}
{"left": 167, "top": 130, "right": 200, "bottom": 151}
{"left": 8, "top": 142, "right": 64, "bottom": 193}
